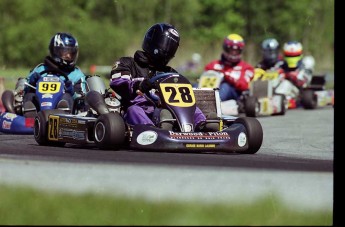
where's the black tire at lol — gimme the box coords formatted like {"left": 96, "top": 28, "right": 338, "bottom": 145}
{"left": 245, "top": 96, "right": 259, "bottom": 117}
{"left": 234, "top": 117, "right": 263, "bottom": 154}
{"left": 301, "top": 89, "right": 317, "bottom": 109}
{"left": 94, "top": 112, "right": 126, "bottom": 150}
{"left": 34, "top": 109, "right": 66, "bottom": 147}
{"left": 273, "top": 94, "right": 286, "bottom": 116}
{"left": 1, "top": 90, "right": 16, "bottom": 113}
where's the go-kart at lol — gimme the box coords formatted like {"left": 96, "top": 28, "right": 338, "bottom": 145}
{"left": 0, "top": 73, "right": 74, "bottom": 134}
{"left": 296, "top": 74, "right": 334, "bottom": 109}
{"left": 244, "top": 68, "right": 287, "bottom": 117}
{"left": 276, "top": 72, "right": 334, "bottom": 110}
{"left": 34, "top": 72, "right": 263, "bottom": 154}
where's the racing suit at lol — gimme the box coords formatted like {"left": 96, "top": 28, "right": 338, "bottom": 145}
{"left": 109, "top": 50, "right": 206, "bottom": 126}
{"left": 204, "top": 56, "right": 254, "bottom": 101}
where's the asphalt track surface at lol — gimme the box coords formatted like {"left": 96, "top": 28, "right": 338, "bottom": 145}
{"left": 0, "top": 106, "right": 334, "bottom": 213}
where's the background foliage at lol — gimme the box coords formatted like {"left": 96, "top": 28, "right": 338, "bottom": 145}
{"left": 0, "top": 0, "right": 334, "bottom": 74}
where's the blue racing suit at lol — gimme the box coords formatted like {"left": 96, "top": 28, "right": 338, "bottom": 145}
{"left": 24, "top": 56, "right": 87, "bottom": 99}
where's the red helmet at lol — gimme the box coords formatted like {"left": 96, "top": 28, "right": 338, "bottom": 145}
{"left": 222, "top": 34, "right": 245, "bottom": 64}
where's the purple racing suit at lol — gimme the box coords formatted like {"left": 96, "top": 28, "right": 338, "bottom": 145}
{"left": 109, "top": 50, "right": 206, "bottom": 126}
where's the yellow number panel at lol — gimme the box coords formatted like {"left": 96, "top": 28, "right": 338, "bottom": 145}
{"left": 48, "top": 115, "right": 60, "bottom": 141}
{"left": 159, "top": 83, "right": 195, "bottom": 107}
{"left": 38, "top": 82, "right": 61, "bottom": 94}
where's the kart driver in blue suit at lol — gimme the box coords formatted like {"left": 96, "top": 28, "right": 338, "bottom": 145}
{"left": 109, "top": 23, "right": 214, "bottom": 131}
{"left": 22, "top": 32, "right": 87, "bottom": 117}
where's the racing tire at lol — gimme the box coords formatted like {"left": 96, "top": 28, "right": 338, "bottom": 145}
{"left": 93, "top": 112, "right": 126, "bottom": 150}
{"left": 1, "top": 90, "right": 16, "bottom": 113}
{"left": 301, "top": 89, "right": 317, "bottom": 109}
{"left": 272, "top": 94, "right": 286, "bottom": 116}
{"left": 244, "top": 96, "right": 259, "bottom": 117}
{"left": 34, "top": 109, "right": 66, "bottom": 147}
{"left": 234, "top": 117, "right": 263, "bottom": 154}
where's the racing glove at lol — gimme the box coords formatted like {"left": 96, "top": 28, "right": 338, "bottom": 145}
{"left": 65, "top": 80, "right": 75, "bottom": 95}
{"left": 28, "top": 72, "right": 41, "bottom": 86}
{"left": 139, "top": 78, "right": 153, "bottom": 93}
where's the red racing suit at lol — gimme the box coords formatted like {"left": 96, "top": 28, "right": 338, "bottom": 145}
{"left": 204, "top": 59, "right": 254, "bottom": 92}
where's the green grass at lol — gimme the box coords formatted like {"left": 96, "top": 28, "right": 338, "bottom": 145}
{"left": 0, "top": 68, "right": 31, "bottom": 90}
{"left": 0, "top": 184, "right": 332, "bottom": 225}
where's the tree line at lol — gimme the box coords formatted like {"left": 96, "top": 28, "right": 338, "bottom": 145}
{"left": 0, "top": 0, "right": 334, "bottom": 73}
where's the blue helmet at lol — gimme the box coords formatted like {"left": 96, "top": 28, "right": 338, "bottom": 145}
{"left": 261, "top": 38, "right": 280, "bottom": 65}
{"left": 49, "top": 32, "right": 79, "bottom": 70}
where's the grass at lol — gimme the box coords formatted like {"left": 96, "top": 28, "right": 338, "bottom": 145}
{"left": 0, "top": 68, "right": 32, "bottom": 90}
{"left": 0, "top": 184, "right": 332, "bottom": 225}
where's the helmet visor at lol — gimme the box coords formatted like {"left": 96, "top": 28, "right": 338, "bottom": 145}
{"left": 223, "top": 46, "right": 242, "bottom": 62}
{"left": 54, "top": 46, "right": 78, "bottom": 62}
{"left": 285, "top": 56, "right": 302, "bottom": 68}
{"left": 263, "top": 49, "right": 278, "bottom": 61}
{"left": 156, "top": 35, "right": 179, "bottom": 60}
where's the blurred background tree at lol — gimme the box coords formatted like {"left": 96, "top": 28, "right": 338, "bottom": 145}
{"left": 0, "top": 0, "right": 334, "bottom": 76}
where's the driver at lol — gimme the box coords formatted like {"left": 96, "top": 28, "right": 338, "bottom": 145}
{"left": 281, "top": 41, "right": 314, "bottom": 89}
{"left": 203, "top": 33, "right": 254, "bottom": 102}
{"left": 109, "top": 23, "right": 209, "bottom": 131}
{"left": 256, "top": 38, "right": 284, "bottom": 71}
{"left": 22, "top": 32, "right": 87, "bottom": 117}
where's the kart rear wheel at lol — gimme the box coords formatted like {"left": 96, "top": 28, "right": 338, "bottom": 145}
{"left": 1, "top": 90, "right": 16, "bottom": 113}
{"left": 34, "top": 109, "right": 66, "bottom": 147}
{"left": 94, "top": 112, "right": 126, "bottom": 150}
{"left": 301, "top": 89, "right": 317, "bottom": 109}
{"left": 245, "top": 96, "right": 259, "bottom": 117}
{"left": 234, "top": 117, "right": 263, "bottom": 154}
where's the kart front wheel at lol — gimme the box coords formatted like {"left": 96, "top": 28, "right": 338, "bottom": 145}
{"left": 301, "top": 89, "right": 317, "bottom": 109}
{"left": 94, "top": 112, "right": 126, "bottom": 150}
{"left": 234, "top": 117, "right": 263, "bottom": 154}
{"left": 245, "top": 96, "right": 259, "bottom": 117}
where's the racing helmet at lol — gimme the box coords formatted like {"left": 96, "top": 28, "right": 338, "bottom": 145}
{"left": 283, "top": 41, "right": 303, "bottom": 68}
{"left": 142, "top": 23, "right": 180, "bottom": 68}
{"left": 222, "top": 33, "right": 245, "bottom": 65}
{"left": 49, "top": 32, "right": 79, "bottom": 70}
{"left": 261, "top": 38, "right": 280, "bottom": 65}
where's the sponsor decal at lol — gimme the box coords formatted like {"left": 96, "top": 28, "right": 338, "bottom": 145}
{"left": 41, "top": 102, "right": 52, "bottom": 107}
{"left": 42, "top": 94, "right": 53, "bottom": 98}
{"left": 60, "top": 128, "right": 85, "bottom": 140}
{"left": 169, "top": 131, "right": 230, "bottom": 140}
{"left": 185, "top": 144, "right": 216, "bottom": 148}
{"left": 238, "top": 132, "right": 246, "bottom": 147}
{"left": 2, "top": 120, "right": 12, "bottom": 130}
{"left": 43, "top": 76, "right": 59, "bottom": 82}
{"left": 183, "top": 124, "right": 193, "bottom": 132}
{"left": 25, "top": 118, "right": 35, "bottom": 128}
{"left": 137, "top": 131, "right": 158, "bottom": 145}
{"left": 59, "top": 117, "right": 79, "bottom": 126}
{"left": 2, "top": 113, "right": 17, "bottom": 121}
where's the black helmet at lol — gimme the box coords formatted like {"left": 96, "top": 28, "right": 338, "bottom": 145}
{"left": 49, "top": 32, "right": 79, "bottom": 70}
{"left": 142, "top": 23, "right": 180, "bottom": 67}
{"left": 261, "top": 38, "right": 280, "bottom": 65}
